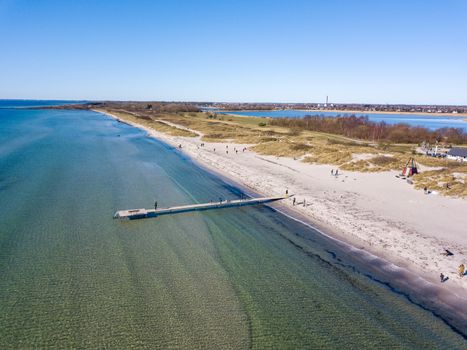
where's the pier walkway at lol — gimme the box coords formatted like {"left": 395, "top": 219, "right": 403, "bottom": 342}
{"left": 113, "top": 195, "right": 291, "bottom": 220}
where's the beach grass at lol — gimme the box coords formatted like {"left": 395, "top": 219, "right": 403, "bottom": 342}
{"left": 413, "top": 166, "right": 467, "bottom": 197}
{"left": 100, "top": 109, "right": 198, "bottom": 137}
{"left": 100, "top": 108, "right": 467, "bottom": 197}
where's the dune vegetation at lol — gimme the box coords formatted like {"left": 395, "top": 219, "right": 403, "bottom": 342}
{"left": 93, "top": 105, "right": 466, "bottom": 198}
{"left": 100, "top": 109, "right": 199, "bottom": 138}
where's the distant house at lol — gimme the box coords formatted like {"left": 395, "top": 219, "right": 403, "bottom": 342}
{"left": 447, "top": 148, "right": 467, "bottom": 162}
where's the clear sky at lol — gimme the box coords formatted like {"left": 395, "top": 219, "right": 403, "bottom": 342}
{"left": 1, "top": 0, "right": 466, "bottom": 104}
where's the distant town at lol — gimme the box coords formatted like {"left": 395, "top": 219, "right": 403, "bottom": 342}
{"left": 48, "top": 100, "right": 467, "bottom": 115}
{"left": 200, "top": 101, "right": 467, "bottom": 114}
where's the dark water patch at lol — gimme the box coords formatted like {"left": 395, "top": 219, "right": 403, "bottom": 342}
{"left": 279, "top": 227, "right": 467, "bottom": 339}
{"left": 265, "top": 204, "right": 467, "bottom": 340}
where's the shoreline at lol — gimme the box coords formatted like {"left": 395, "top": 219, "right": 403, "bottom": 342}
{"left": 94, "top": 109, "right": 467, "bottom": 335}
{"left": 300, "top": 109, "right": 467, "bottom": 118}
{"left": 215, "top": 108, "right": 467, "bottom": 118}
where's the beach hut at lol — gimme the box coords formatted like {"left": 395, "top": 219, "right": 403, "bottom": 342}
{"left": 401, "top": 158, "right": 418, "bottom": 177}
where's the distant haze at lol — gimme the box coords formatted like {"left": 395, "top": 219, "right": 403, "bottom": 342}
{"left": 0, "top": 0, "right": 466, "bottom": 104}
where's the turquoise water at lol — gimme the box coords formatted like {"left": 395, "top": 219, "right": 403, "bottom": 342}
{"left": 0, "top": 107, "right": 466, "bottom": 348}
{"left": 0, "top": 99, "right": 85, "bottom": 109}
{"left": 219, "top": 109, "right": 467, "bottom": 131}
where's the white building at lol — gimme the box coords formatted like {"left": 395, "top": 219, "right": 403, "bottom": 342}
{"left": 447, "top": 148, "right": 467, "bottom": 162}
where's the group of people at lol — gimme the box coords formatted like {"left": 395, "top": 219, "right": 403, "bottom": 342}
{"left": 176, "top": 141, "right": 250, "bottom": 155}
{"left": 224, "top": 145, "right": 247, "bottom": 155}
{"left": 186, "top": 142, "right": 249, "bottom": 155}
{"left": 291, "top": 197, "right": 307, "bottom": 207}
{"left": 331, "top": 169, "right": 339, "bottom": 177}
{"left": 440, "top": 263, "right": 465, "bottom": 283}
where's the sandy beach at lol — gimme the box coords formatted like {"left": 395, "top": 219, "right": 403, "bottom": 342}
{"left": 97, "top": 110, "right": 467, "bottom": 299}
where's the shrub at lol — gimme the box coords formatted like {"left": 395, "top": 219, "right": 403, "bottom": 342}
{"left": 290, "top": 143, "right": 313, "bottom": 151}
{"left": 269, "top": 115, "right": 466, "bottom": 144}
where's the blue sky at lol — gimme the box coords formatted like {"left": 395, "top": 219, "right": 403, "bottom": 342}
{"left": 1, "top": 0, "right": 466, "bottom": 104}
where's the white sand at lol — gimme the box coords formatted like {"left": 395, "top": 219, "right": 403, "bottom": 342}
{"left": 99, "top": 110, "right": 467, "bottom": 296}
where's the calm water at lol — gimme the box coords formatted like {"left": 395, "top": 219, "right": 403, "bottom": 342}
{"left": 0, "top": 99, "right": 85, "bottom": 109}
{"left": 0, "top": 106, "right": 466, "bottom": 348}
{"left": 219, "top": 109, "right": 467, "bottom": 131}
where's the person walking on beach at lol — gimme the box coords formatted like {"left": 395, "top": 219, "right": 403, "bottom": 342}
{"left": 331, "top": 169, "right": 334, "bottom": 175}
{"left": 335, "top": 169, "right": 338, "bottom": 177}
{"left": 458, "top": 264, "right": 465, "bottom": 277}
{"left": 286, "top": 189, "right": 288, "bottom": 196}
{"left": 303, "top": 198, "right": 306, "bottom": 207}
{"left": 293, "top": 197, "right": 296, "bottom": 206}
{"left": 154, "top": 201, "right": 158, "bottom": 210}
{"left": 440, "top": 273, "right": 445, "bottom": 282}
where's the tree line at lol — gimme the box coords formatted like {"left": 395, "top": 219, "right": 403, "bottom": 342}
{"left": 102, "top": 101, "right": 199, "bottom": 113}
{"left": 269, "top": 115, "right": 466, "bottom": 144}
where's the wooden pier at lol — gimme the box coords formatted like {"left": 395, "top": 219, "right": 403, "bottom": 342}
{"left": 113, "top": 195, "right": 291, "bottom": 220}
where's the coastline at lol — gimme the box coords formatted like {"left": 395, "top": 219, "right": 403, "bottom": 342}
{"left": 94, "top": 108, "right": 467, "bottom": 334}
{"left": 300, "top": 109, "right": 467, "bottom": 118}
{"left": 217, "top": 108, "right": 467, "bottom": 118}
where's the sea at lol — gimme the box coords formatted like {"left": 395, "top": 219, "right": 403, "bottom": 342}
{"left": 218, "top": 109, "right": 467, "bottom": 131}
{"left": 0, "top": 101, "right": 466, "bottom": 348}
{"left": 0, "top": 99, "right": 85, "bottom": 109}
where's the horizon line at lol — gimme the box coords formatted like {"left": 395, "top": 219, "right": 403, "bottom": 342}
{"left": 1, "top": 98, "right": 466, "bottom": 107}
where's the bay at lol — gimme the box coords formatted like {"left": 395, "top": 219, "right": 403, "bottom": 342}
{"left": 219, "top": 109, "right": 467, "bottom": 131}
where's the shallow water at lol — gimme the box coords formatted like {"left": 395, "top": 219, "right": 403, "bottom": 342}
{"left": 0, "top": 107, "right": 466, "bottom": 348}
{"left": 219, "top": 109, "right": 467, "bottom": 131}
